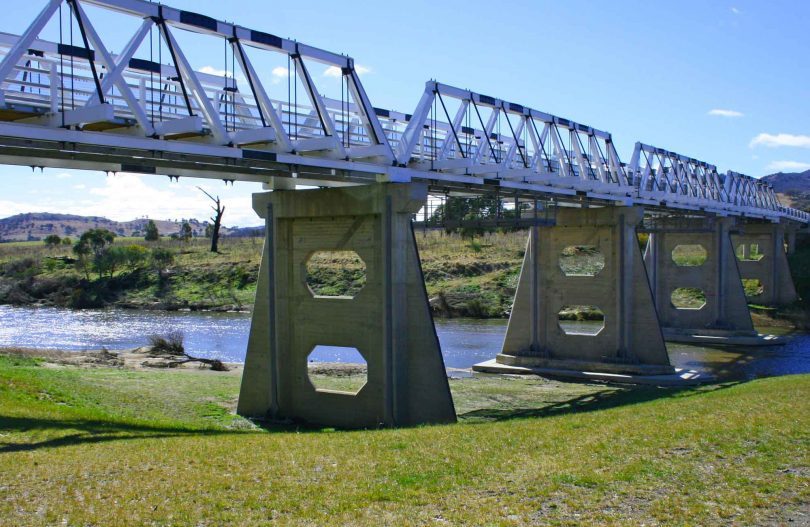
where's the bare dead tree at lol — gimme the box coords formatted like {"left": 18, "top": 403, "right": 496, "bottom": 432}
{"left": 197, "top": 186, "right": 225, "bottom": 253}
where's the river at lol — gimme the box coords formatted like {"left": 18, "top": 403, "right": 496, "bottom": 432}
{"left": 1, "top": 305, "right": 809, "bottom": 380}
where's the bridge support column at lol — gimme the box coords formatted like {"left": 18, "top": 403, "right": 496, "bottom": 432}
{"left": 237, "top": 183, "right": 456, "bottom": 428}
{"left": 644, "top": 218, "right": 765, "bottom": 344}
{"left": 731, "top": 222, "right": 798, "bottom": 306}
{"left": 479, "top": 206, "right": 673, "bottom": 376}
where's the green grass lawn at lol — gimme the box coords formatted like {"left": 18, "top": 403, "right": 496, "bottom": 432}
{"left": 0, "top": 354, "right": 807, "bottom": 525}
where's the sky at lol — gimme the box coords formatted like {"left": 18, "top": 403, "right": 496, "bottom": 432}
{"left": 1, "top": 0, "right": 809, "bottom": 226}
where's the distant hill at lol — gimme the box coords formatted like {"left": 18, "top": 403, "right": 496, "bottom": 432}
{"left": 762, "top": 170, "right": 810, "bottom": 212}
{"left": 0, "top": 212, "right": 256, "bottom": 242}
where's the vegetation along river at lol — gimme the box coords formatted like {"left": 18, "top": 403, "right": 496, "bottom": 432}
{"left": 1, "top": 304, "right": 809, "bottom": 380}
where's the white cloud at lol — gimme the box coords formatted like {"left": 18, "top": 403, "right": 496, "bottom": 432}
{"left": 708, "top": 108, "right": 743, "bottom": 117}
{"left": 731, "top": 7, "right": 741, "bottom": 14}
{"left": 323, "top": 66, "right": 342, "bottom": 78}
{"left": 199, "top": 65, "right": 230, "bottom": 78}
{"left": 55, "top": 172, "right": 72, "bottom": 179}
{"left": 270, "top": 66, "right": 288, "bottom": 85}
{"left": 750, "top": 133, "right": 810, "bottom": 148}
{"left": 766, "top": 160, "right": 810, "bottom": 172}
{"left": 323, "top": 64, "right": 371, "bottom": 78}
{"left": 1, "top": 173, "right": 261, "bottom": 226}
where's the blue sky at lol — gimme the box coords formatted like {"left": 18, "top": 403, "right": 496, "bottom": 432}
{"left": 1, "top": 0, "right": 809, "bottom": 225}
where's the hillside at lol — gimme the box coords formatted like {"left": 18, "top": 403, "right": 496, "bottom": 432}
{"left": 762, "top": 170, "right": 810, "bottom": 211}
{"left": 0, "top": 212, "right": 254, "bottom": 242}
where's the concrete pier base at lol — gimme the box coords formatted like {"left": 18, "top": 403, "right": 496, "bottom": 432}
{"left": 237, "top": 183, "right": 456, "bottom": 428}
{"left": 661, "top": 328, "right": 787, "bottom": 347}
{"left": 732, "top": 222, "right": 798, "bottom": 306}
{"left": 644, "top": 217, "right": 768, "bottom": 345}
{"left": 474, "top": 206, "right": 675, "bottom": 377}
{"left": 473, "top": 359, "right": 708, "bottom": 386}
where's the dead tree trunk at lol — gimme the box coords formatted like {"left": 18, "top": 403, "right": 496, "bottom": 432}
{"left": 198, "top": 186, "right": 225, "bottom": 253}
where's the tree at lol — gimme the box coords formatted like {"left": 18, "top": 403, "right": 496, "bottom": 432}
{"left": 122, "top": 245, "right": 149, "bottom": 271}
{"left": 179, "top": 222, "right": 193, "bottom": 242}
{"left": 73, "top": 229, "right": 116, "bottom": 279}
{"left": 144, "top": 220, "right": 159, "bottom": 242}
{"left": 151, "top": 247, "right": 174, "bottom": 285}
{"left": 197, "top": 186, "right": 225, "bottom": 253}
{"left": 72, "top": 239, "right": 92, "bottom": 280}
{"left": 61, "top": 237, "right": 72, "bottom": 246}
{"left": 96, "top": 246, "right": 129, "bottom": 278}
{"left": 43, "top": 234, "right": 61, "bottom": 247}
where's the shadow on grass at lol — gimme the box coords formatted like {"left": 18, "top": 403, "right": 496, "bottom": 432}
{"left": 0, "top": 416, "right": 252, "bottom": 453}
{"left": 458, "top": 381, "right": 743, "bottom": 422}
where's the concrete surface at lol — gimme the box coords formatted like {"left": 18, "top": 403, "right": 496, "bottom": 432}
{"left": 237, "top": 183, "right": 456, "bottom": 428}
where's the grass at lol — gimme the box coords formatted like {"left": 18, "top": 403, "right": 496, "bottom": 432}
{"left": 0, "top": 354, "right": 808, "bottom": 525}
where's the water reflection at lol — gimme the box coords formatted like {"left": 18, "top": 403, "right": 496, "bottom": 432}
{"left": 1, "top": 305, "right": 809, "bottom": 381}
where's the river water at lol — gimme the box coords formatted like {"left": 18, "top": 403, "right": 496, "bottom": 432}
{"left": 1, "top": 305, "right": 809, "bottom": 381}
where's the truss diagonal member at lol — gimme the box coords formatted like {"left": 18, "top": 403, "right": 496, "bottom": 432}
{"left": 159, "top": 21, "right": 228, "bottom": 143}
{"left": 291, "top": 52, "right": 346, "bottom": 158}
{"left": 527, "top": 118, "right": 551, "bottom": 173}
{"left": 0, "top": 0, "right": 62, "bottom": 106}
{"left": 73, "top": 4, "right": 155, "bottom": 135}
{"left": 471, "top": 99, "right": 499, "bottom": 165}
{"left": 345, "top": 62, "right": 393, "bottom": 161}
{"left": 395, "top": 83, "right": 435, "bottom": 165}
{"left": 230, "top": 38, "right": 292, "bottom": 152}
{"left": 435, "top": 90, "right": 467, "bottom": 161}
{"left": 502, "top": 110, "right": 527, "bottom": 168}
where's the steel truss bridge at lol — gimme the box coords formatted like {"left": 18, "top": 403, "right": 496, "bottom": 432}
{"left": 3, "top": 0, "right": 809, "bottom": 429}
{"left": 0, "top": 0, "right": 806, "bottom": 225}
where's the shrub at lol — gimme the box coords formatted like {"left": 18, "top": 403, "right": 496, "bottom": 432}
{"left": 148, "top": 331, "right": 185, "bottom": 355}
{"left": 44, "top": 234, "right": 61, "bottom": 247}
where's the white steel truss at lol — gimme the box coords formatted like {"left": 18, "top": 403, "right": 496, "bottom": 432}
{"left": 0, "top": 0, "right": 805, "bottom": 224}
{"left": 627, "top": 142, "right": 801, "bottom": 221}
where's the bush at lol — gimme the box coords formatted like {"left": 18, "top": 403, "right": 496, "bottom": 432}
{"left": 148, "top": 331, "right": 185, "bottom": 355}
{"left": 44, "top": 234, "right": 61, "bottom": 247}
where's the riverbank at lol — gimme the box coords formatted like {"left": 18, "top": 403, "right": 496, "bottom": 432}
{"left": 1, "top": 231, "right": 809, "bottom": 325}
{"left": 0, "top": 350, "right": 807, "bottom": 524}
{"left": 0, "top": 232, "right": 526, "bottom": 317}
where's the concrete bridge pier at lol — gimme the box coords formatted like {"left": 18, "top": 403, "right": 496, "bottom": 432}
{"left": 475, "top": 206, "right": 675, "bottom": 378}
{"left": 731, "top": 222, "right": 798, "bottom": 306}
{"left": 237, "top": 183, "right": 456, "bottom": 428}
{"left": 644, "top": 217, "right": 769, "bottom": 345}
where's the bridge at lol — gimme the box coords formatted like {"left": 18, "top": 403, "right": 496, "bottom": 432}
{"left": 1, "top": 0, "right": 807, "bottom": 428}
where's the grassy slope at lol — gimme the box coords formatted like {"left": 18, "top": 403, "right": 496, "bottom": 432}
{"left": 0, "top": 355, "right": 807, "bottom": 525}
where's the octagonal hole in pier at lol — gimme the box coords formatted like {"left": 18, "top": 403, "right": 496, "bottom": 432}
{"left": 670, "top": 287, "right": 707, "bottom": 310}
{"left": 736, "top": 243, "right": 765, "bottom": 261}
{"left": 305, "top": 250, "right": 367, "bottom": 298}
{"left": 306, "top": 345, "right": 368, "bottom": 395}
{"left": 742, "top": 278, "right": 765, "bottom": 298}
{"left": 557, "top": 305, "right": 605, "bottom": 336}
{"left": 671, "top": 244, "right": 708, "bottom": 267}
{"left": 558, "top": 246, "right": 605, "bottom": 277}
